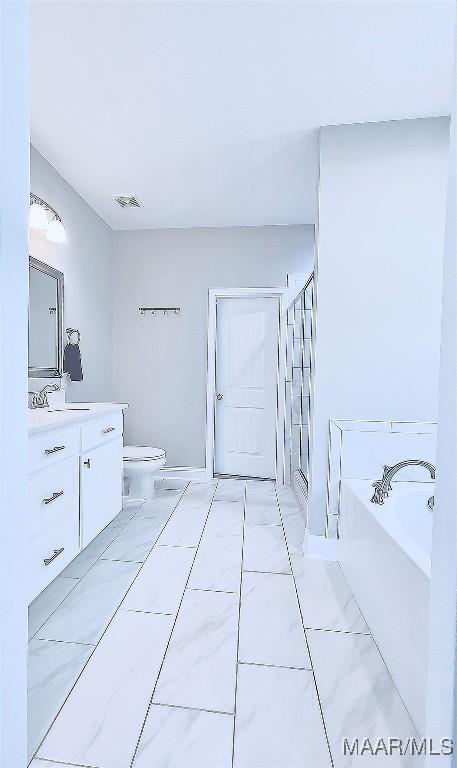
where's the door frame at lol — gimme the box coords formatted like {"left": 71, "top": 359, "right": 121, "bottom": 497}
{"left": 205, "top": 287, "right": 287, "bottom": 482}
{"left": 0, "top": 2, "right": 29, "bottom": 765}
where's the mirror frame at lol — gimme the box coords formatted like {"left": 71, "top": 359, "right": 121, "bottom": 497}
{"left": 28, "top": 256, "right": 64, "bottom": 378}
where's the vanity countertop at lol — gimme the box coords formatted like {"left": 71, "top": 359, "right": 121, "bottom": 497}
{"left": 28, "top": 402, "right": 128, "bottom": 435}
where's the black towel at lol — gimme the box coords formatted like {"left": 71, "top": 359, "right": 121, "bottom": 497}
{"left": 63, "top": 343, "right": 83, "bottom": 381}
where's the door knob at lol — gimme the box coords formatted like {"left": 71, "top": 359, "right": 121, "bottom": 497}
{"left": 216, "top": 393, "right": 223, "bottom": 401}
{"left": 84, "top": 458, "right": 91, "bottom": 468}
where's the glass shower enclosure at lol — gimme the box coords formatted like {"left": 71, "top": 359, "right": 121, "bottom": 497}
{"left": 284, "top": 273, "right": 314, "bottom": 501}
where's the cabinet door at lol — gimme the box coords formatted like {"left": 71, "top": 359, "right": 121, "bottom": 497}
{"left": 80, "top": 437, "right": 123, "bottom": 548}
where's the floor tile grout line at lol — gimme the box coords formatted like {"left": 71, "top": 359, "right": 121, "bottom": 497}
{"left": 186, "top": 587, "right": 238, "bottom": 595}
{"left": 231, "top": 481, "right": 247, "bottom": 768}
{"left": 28, "top": 499, "right": 149, "bottom": 642}
{"left": 244, "top": 521, "right": 283, "bottom": 528}
{"left": 34, "top": 758, "right": 99, "bottom": 768}
{"left": 99, "top": 557, "right": 144, "bottom": 564}
{"left": 242, "top": 568, "right": 292, "bottom": 576}
{"left": 276, "top": 510, "right": 303, "bottom": 517}
{"left": 129, "top": 480, "right": 221, "bottom": 768}
{"left": 150, "top": 700, "right": 235, "bottom": 718}
{"left": 32, "top": 637, "right": 96, "bottom": 648}
{"left": 274, "top": 485, "right": 335, "bottom": 768}
{"left": 119, "top": 608, "right": 175, "bottom": 616}
{"left": 54, "top": 576, "right": 80, "bottom": 582}
{"left": 29, "top": 483, "right": 191, "bottom": 765}
{"left": 238, "top": 660, "right": 312, "bottom": 672}
{"left": 212, "top": 498, "right": 245, "bottom": 504}
{"left": 304, "top": 626, "right": 371, "bottom": 637}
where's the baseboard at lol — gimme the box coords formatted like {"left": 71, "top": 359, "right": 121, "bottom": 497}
{"left": 303, "top": 530, "right": 339, "bottom": 561}
{"left": 158, "top": 466, "right": 210, "bottom": 481}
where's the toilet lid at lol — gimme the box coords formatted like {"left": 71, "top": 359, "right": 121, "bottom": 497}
{"left": 123, "top": 446, "right": 166, "bottom": 461}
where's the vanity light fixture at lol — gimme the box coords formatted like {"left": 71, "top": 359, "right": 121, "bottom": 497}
{"left": 46, "top": 218, "right": 66, "bottom": 244}
{"left": 29, "top": 201, "right": 48, "bottom": 230}
{"left": 29, "top": 193, "right": 67, "bottom": 244}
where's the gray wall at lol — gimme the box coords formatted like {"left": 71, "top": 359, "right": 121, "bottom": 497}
{"left": 113, "top": 225, "right": 314, "bottom": 467}
{"left": 29, "top": 147, "right": 114, "bottom": 401}
{"left": 309, "top": 117, "right": 449, "bottom": 535}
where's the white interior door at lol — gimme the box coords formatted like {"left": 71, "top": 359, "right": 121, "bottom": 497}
{"left": 214, "top": 296, "right": 279, "bottom": 479}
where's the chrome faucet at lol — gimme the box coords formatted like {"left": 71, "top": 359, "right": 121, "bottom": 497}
{"left": 28, "top": 383, "right": 59, "bottom": 409}
{"left": 371, "top": 459, "right": 436, "bottom": 504}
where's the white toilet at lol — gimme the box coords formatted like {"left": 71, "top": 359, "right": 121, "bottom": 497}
{"left": 123, "top": 445, "right": 166, "bottom": 499}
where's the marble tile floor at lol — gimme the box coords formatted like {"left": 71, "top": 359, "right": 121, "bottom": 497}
{"left": 28, "top": 477, "right": 419, "bottom": 768}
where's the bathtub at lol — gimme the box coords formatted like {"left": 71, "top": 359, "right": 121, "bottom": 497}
{"left": 339, "top": 479, "right": 433, "bottom": 735}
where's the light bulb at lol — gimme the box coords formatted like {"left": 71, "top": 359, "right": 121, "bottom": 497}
{"left": 46, "top": 218, "right": 66, "bottom": 244}
{"left": 29, "top": 202, "right": 48, "bottom": 230}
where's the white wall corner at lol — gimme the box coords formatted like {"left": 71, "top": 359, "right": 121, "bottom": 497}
{"left": 426, "top": 17, "right": 457, "bottom": 761}
{"left": 0, "top": 2, "right": 29, "bottom": 765}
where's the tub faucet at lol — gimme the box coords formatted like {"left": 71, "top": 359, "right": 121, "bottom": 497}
{"left": 371, "top": 459, "right": 436, "bottom": 505}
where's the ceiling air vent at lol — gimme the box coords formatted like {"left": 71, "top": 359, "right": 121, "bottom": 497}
{"left": 113, "top": 195, "right": 142, "bottom": 209}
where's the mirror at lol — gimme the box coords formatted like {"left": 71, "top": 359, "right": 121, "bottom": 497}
{"left": 28, "top": 257, "right": 64, "bottom": 378}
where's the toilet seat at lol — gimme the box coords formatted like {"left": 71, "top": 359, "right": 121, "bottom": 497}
{"left": 123, "top": 446, "right": 166, "bottom": 462}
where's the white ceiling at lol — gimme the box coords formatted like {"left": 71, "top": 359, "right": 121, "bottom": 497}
{"left": 31, "top": 0, "right": 455, "bottom": 231}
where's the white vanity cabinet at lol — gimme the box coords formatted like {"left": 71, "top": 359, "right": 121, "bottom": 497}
{"left": 28, "top": 404, "right": 125, "bottom": 603}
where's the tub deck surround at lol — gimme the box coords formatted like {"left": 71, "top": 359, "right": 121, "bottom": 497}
{"left": 28, "top": 478, "right": 418, "bottom": 768}
{"left": 326, "top": 418, "right": 437, "bottom": 539}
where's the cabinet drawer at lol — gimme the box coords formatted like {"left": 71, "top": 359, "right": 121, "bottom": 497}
{"left": 81, "top": 411, "right": 123, "bottom": 452}
{"left": 29, "top": 426, "right": 79, "bottom": 475}
{"left": 27, "top": 458, "right": 78, "bottom": 538}
{"left": 28, "top": 510, "right": 79, "bottom": 603}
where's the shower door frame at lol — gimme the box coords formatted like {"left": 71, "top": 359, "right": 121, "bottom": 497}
{"left": 284, "top": 272, "right": 315, "bottom": 493}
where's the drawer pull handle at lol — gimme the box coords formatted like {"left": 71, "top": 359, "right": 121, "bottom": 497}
{"left": 45, "top": 445, "right": 65, "bottom": 455}
{"left": 102, "top": 427, "right": 116, "bottom": 434}
{"left": 43, "top": 490, "right": 64, "bottom": 505}
{"left": 84, "top": 459, "right": 91, "bottom": 468}
{"left": 43, "top": 547, "right": 65, "bottom": 566}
